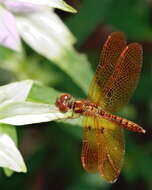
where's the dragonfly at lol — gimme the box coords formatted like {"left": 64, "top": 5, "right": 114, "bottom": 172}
{"left": 56, "top": 32, "right": 146, "bottom": 183}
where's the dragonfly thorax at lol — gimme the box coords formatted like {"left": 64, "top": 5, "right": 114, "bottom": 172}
{"left": 73, "top": 100, "right": 101, "bottom": 116}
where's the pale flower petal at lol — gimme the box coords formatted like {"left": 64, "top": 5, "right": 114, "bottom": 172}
{"left": 16, "top": 11, "right": 76, "bottom": 60}
{"left": 0, "top": 5, "right": 21, "bottom": 51}
{"left": 3, "top": 0, "right": 43, "bottom": 13}
{"left": 0, "top": 80, "right": 34, "bottom": 104}
{"left": 0, "top": 133, "right": 26, "bottom": 172}
{"left": 0, "top": 80, "right": 73, "bottom": 125}
{"left": 0, "top": 102, "right": 72, "bottom": 125}
{"left": 11, "top": 0, "right": 77, "bottom": 13}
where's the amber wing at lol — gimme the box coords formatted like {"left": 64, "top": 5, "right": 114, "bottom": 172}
{"left": 89, "top": 32, "right": 142, "bottom": 113}
{"left": 82, "top": 32, "right": 142, "bottom": 182}
{"left": 81, "top": 116, "right": 98, "bottom": 172}
{"left": 102, "top": 43, "right": 142, "bottom": 112}
{"left": 89, "top": 31, "right": 126, "bottom": 110}
{"left": 81, "top": 116, "right": 125, "bottom": 183}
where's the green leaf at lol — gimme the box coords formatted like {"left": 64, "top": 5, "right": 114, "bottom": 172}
{"left": 27, "top": 82, "right": 60, "bottom": 104}
{"left": 3, "top": 168, "right": 13, "bottom": 177}
{"left": 54, "top": 48, "right": 93, "bottom": 94}
{"left": 0, "top": 124, "right": 17, "bottom": 144}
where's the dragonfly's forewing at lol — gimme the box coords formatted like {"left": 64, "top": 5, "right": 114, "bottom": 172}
{"left": 89, "top": 32, "right": 142, "bottom": 113}
{"left": 102, "top": 43, "right": 142, "bottom": 112}
{"left": 89, "top": 32, "right": 126, "bottom": 110}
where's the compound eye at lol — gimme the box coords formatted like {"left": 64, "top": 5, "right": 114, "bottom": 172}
{"left": 60, "top": 93, "right": 71, "bottom": 102}
{"left": 57, "top": 103, "right": 69, "bottom": 112}
{"left": 56, "top": 93, "right": 72, "bottom": 112}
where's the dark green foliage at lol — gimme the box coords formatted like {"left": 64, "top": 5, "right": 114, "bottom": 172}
{"left": 0, "top": 0, "right": 152, "bottom": 189}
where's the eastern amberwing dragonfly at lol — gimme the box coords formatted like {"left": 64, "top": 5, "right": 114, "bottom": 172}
{"left": 56, "top": 32, "right": 146, "bottom": 183}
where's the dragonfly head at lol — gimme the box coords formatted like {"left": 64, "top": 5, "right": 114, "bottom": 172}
{"left": 56, "top": 93, "right": 73, "bottom": 112}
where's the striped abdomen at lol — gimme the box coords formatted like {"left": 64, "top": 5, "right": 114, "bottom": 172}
{"left": 100, "top": 111, "right": 145, "bottom": 134}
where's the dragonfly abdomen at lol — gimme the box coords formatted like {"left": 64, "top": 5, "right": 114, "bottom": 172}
{"left": 100, "top": 111, "right": 145, "bottom": 134}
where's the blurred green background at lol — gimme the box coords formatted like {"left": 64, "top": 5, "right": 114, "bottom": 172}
{"left": 0, "top": 0, "right": 152, "bottom": 189}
